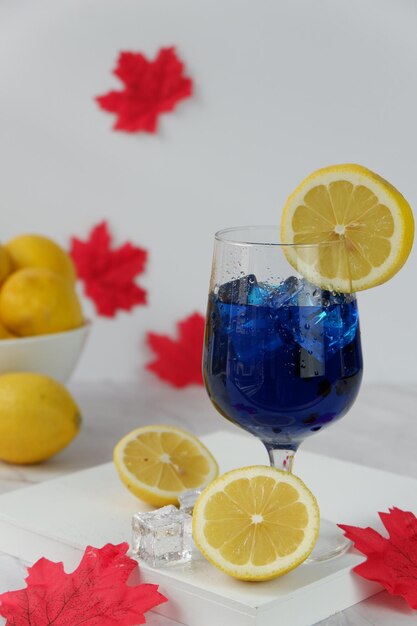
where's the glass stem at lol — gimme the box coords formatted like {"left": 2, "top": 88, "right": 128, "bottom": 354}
{"left": 266, "top": 447, "right": 296, "bottom": 473}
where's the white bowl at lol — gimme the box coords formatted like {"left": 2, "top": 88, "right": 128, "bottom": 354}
{"left": 0, "top": 322, "right": 90, "bottom": 383}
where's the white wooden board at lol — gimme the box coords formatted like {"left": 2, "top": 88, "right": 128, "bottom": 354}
{"left": 0, "top": 429, "right": 409, "bottom": 626}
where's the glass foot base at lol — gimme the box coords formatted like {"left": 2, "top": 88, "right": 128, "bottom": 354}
{"left": 305, "top": 518, "right": 351, "bottom": 563}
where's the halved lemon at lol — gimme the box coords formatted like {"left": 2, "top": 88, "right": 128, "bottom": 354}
{"left": 114, "top": 425, "right": 219, "bottom": 506}
{"left": 192, "top": 466, "right": 319, "bottom": 581}
{"left": 281, "top": 164, "right": 414, "bottom": 292}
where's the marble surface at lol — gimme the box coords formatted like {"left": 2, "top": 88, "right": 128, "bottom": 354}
{"left": 0, "top": 378, "right": 416, "bottom": 625}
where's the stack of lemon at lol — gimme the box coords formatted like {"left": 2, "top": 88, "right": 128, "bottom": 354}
{"left": 0, "top": 235, "right": 83, "bottom": 465}
{"left": 0, "top": 234, "right": 83, "bottom": 339}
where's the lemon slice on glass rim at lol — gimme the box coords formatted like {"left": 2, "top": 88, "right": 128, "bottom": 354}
{"left": 114, "top": 425, "right": 219, "bottom": 507}
{"left": 280, "top": 164, "right": 414, "bottom": 292}
{"left": 192, "top": 465, "right": 320, "bottom": 581}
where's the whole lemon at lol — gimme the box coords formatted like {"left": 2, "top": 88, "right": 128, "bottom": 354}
{"left": 0, "top": 268, "right": 83, "bottom": 337}
{"left": 5, "top": 234, "right": 76, "bottom": 284}
{"left": 0, "top": 245, "right": 12, "bottom": 285}
{"left": 0, "top": 373, "right": 81, "bottom": 464}
{"left": 0, "top": 319, "right": 15, "bottom": 339}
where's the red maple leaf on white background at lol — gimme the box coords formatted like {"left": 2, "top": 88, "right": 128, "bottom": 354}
{"left": 96, "top": 47, "right": 193, "bottom": 133}
{"left": 70, "top": 221, "right": 148, "bottom": 317}
{"left": 146, "top": 312, "right": 205, "bottom": 388}
{"left": 339, "top": 507, "right": 417, "bottom": 609}
{"left": 0, "top": 543, "right": 166, "bottom": 625}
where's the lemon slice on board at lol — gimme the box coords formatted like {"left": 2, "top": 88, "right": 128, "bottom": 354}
{"left": 192, "top": 466, "right": 320, "bottom": 581}
{"left": 280, "top": 164, "right": 414, "bottom": 292}
{"left": 114, "top": 425, "right": 219, "bottom": 506}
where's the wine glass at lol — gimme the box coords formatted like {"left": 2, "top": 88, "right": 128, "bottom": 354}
{"left": 203, "top": 225, "right": 363, "bottom": 561}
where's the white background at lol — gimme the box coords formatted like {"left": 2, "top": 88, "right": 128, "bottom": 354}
{"left": 0, "top": 0, "right": 415, "bottom": 383}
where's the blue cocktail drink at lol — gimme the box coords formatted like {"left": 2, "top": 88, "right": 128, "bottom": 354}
{"left": 204, "top": 275, "right": 363, "bottom": 452}
{"left": 203, "top": 226, "right": 364, "bottom": 560}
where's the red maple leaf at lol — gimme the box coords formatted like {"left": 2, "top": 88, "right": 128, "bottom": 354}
{"left": 96, "top": 47, "right": 193, "bottom": 133}
{"left": 0, "top": 543, "right": 167, "bottom": 626}
{"left": 146, "top": 312, "right": 205, "bottom": 388}
{"left": 339, "top": 507, "right": 417, "bottom": 609}
{"left": 70, "top": 221, "right": 148, "bottom": 317}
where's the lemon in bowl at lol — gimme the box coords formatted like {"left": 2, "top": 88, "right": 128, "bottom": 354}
{"left": 5, "top": 233, "right": 76, "bottom": 284}
{"left": 0, "top": 267, "right": 83, "bottom": 337}
{"left": 0, "top": 263, "right": 88, "bottom": 382}
{"left": 0, "top": 245, "right": 12, "bottom": 285}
